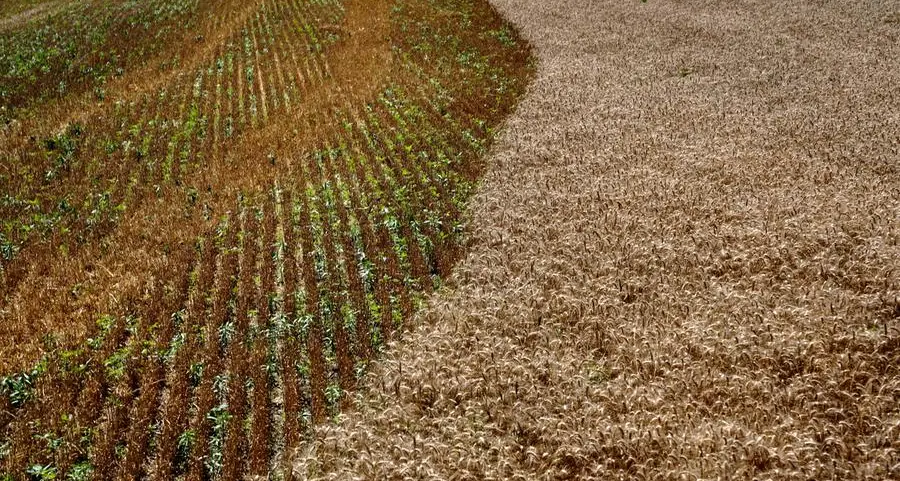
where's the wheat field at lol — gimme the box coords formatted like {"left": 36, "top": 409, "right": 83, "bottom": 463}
{"left": 302, "top": 0, "right": 900, "bottom": 479}
{"left": 1, "top": 0, "right": 898, "bottom": 479}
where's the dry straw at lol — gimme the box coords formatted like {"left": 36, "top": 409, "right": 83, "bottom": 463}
{"left": 303, "top": 0, "right": 900, "bottom": 479}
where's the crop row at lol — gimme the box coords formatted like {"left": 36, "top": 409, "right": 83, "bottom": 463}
{"left": 1, "top": 85, "right": 476, "bottom": 478}
{"left": 0, "top": 0, "right": 203, "bottom": 113}
{"left": 0, "top": 0, "right": 532, "bottom": 477}
{"left": 0, "top": 0, "right": 345, "bottom": 294}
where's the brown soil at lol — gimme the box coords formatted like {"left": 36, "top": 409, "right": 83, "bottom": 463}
{"left": 301, "top": 0, "right": 900, "bottom": 479}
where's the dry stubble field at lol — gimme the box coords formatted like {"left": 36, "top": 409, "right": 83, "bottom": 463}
{"left": 306, "top": 0, "right": 900, "bottom": 479}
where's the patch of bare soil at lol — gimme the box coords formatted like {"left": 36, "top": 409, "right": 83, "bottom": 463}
{"left": 301, "top": 0, "right": 900, "bottom": 479}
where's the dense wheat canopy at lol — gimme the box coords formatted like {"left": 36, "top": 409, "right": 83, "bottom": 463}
{"left": 303, "top": 0, "right": 900, "bottom": 479}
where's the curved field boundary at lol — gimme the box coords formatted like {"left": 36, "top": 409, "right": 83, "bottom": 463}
{"left": 299, "top": 0, "right": 900, "bottom": 479}
{"left": 0, "top": 0, "right": 533, "bottom": 478}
